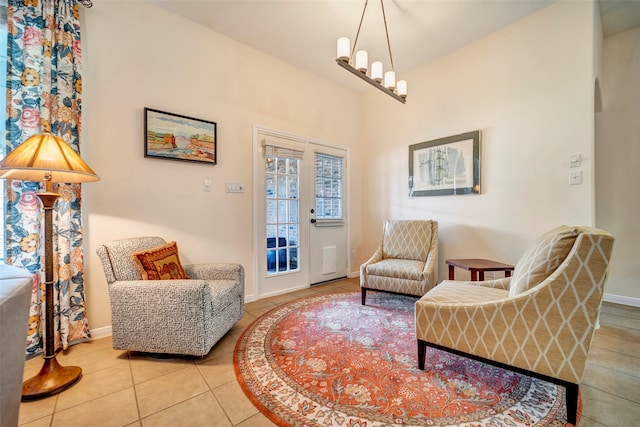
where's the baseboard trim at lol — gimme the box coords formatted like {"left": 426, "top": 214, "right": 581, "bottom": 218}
{"left": 603, "top": 293, "right": 640, "bottom": 307}
{"left": 348, "top": 271, "right": 359, "bottom": 279}
{"left": 90, "top": 325, "right": 112, "bottom": 339}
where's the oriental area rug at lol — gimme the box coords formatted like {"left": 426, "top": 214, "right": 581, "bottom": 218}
{"left": 234, "top": 291, "right": 578, "bottom": 427}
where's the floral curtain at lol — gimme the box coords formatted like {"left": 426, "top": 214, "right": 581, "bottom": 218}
{"left": 5, "top": 0, "right": 90, "bottom": 356}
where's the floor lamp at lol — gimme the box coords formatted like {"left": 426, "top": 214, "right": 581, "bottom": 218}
{"left": 0, "top": 133, "right": 99, "bottom": 399}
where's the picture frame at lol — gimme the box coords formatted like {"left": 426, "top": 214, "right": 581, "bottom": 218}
{"left": 408, "top": 130, "right": 480, "bottom": 196}
{"left": 144, "top": 108, "right": 217, "bottom": 164}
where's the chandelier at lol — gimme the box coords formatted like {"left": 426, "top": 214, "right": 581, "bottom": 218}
{"left": 336, "top": 0, "right": 407, "bottom": 103}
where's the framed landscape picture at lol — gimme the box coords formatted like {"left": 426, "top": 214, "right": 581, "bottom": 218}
{"left": 144, "top": 108, "right": 217, "bottom": 164}
{"left": 409, "top": 130, "right": 480, "bottom": 196}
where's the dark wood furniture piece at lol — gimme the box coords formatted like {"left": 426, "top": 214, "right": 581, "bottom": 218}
{"left": 446, "top": 258, "right": 514, "bottom": 281}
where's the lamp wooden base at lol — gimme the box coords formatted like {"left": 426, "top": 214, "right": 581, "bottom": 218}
{"left": 22, "top": 356, "right": 82, "bottom": 400}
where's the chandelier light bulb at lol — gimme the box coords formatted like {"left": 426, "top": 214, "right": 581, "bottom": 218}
{"left": 371, "top": 61, "right": 383, "bottom": 82}
{"left": 384, "top": 71, "right": 395, "bottom": 90}
{"left": 337, "top": 37, "right": 350, "bottom": 61}
{"left": 396, "top": 80, "right": 407, "bottom": 98}
{"left": 355, "top": 50, "right": 368, "bottom": 73}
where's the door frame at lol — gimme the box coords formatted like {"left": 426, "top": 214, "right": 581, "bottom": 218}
{"left": 252, "top": 125, "right": 351, "bottom": 300}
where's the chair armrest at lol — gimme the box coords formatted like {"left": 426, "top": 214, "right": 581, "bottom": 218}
{"left": 360, "top": 244, "right": 383, "bottom": 283}
{"left": 361, "top": 244, "right": 383, "bottom": 267}
{"left": 421, "top": 241, "right": 438, "bottom": 291}
{"left": 184, "top": 263, "right": 244, "bottom": 282}
{"left": 445, "top": 277, "right": 511, "bottom": 290}
{"left": 109, "top": 279, "right": 210, "bottom": 303}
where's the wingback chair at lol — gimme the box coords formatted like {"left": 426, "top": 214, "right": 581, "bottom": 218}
{"left": 96, "top": 237, "right": 244, "bottom": 356}
{"left": 415, "top": 226, "right": 614, "bottom": 425}
{"left": 360, "top": 219, "right": 438, "bottom": 305}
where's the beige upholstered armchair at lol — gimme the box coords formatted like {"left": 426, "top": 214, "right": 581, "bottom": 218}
{"left": 415, "top": 226, "right": 614, "bottom": 425}
{"left": 360, "top": 219, "right": 438, "bottom": 305}
{"left": 97, "top": 237, "right": 244, "bottom": 356}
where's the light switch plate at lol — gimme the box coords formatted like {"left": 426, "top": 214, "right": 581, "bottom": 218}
{"left": 569, "top": 169, "right": 582, "bottom": 185}
{"left": 225, "top": 181, "right": 244, "bottom": 193}
{"left": 569, "top": 154, "right": 581, "bottom": 168}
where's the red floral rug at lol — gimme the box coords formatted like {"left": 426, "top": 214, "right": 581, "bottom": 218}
{"left": 234, "top": 291, "right": 578, "bottom": 426}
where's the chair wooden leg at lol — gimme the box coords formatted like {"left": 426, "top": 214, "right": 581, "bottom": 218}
{"left": 566, "top": 383, "right": 579, "bottom": 425}
{"left": 417, "top": 340, "right": 426, "bottom": 370}
{"left": 361, "top": 288, "right": 366, "bottom": 305}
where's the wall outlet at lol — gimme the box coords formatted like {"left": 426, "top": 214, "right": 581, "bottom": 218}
{"left": 485, "top": 271, "right": 496, "bottom": 279}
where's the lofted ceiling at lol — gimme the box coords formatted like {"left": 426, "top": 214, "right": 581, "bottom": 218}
{"left": 153, "top": 0, "right": 640, "bottom": 92}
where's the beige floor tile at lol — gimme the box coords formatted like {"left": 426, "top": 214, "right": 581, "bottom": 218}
{"left": 205, "top": 334, "right": 238, "bottom": 359}
{"left": 245, "top": 304, "right": 279, "bottom": 318}
{"left": 213, "top": 379, "right": 259, "bottom": 425}
{"left": 141, "top": 391, "right": 231, "bottom": 427}
{"left": 586, "top": 346, "right": 640, "bottom": 379}
{"left": 288, "top": 288, "right": 320, "bottom": 298}
{"left": 56, "top": 363, "right": 133, "bottom": 411}
{"left": 136, "top": 364, "right": 209, "bottom": 418}
{"left": 196, "top": 350, "right": 236, "bottom": 389}
{"left": 63, "top": 346, "right": 129, "bottom": 376}
{"left": 245, "top": 299, "right": 277, "bottom": 311}
{"left": 18, "top": 415, "right": 52, "bottom": 427}
{"left": 235, "top": 412, "right": 278, "bottom": 426}
{"left": 230, "top": 312, "right": 257, "bottom": 333}
{"left": 583, "top": 363, "right": 640, "bottom": 404}
{"left": 22, "top": 356, "right": 48, "bottom": 381}
{"left": 51, "top": 387, "right": 139, "bottom": 427}
{"left": 128, "top": 353, "right": 193, "bottom": 385}
{"left": 18, "top": 394, "right": 57, "bottom": 425}
{"left": 581, "top": 383, "right": 640, "bottom": 426}
{"left": 575, "top": 416, "right": 608, "bottom": 427}
{"left": 62, "top": 336, "right": 114, "bottom": 357}
{"left": 591, "top": 325, "right": 640, "bottom": 358}
{"left": 266, "top": 292, "right": 299, "bottom": 305}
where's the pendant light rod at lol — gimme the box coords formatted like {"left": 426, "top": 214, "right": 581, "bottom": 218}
{"left": 336, "top": 0, "right": 407, "bottom": 103}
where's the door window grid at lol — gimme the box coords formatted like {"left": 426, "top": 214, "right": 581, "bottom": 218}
{"left": 315, "top": 154, "right": 343, "bottom": 220}
{"left": 266, "top": 156, "right": 299, "bottom": 275}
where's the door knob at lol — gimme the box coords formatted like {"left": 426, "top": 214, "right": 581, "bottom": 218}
{"left": 310, "top": 209, "right": 315, "bottom": 214}
{"left": 311, "top": 219, "right": 317, "bottom": 224}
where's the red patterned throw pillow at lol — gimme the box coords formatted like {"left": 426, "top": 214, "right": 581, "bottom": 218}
{"left": 132, "top": 241, "right": 189, "bottom": 280}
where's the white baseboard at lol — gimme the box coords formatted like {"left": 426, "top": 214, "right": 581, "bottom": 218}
{"left": 603, "top": 293, "right": 640, "bottom": 307}
{"left": 348, "top": 271, "right": 359, "bottom": 279}
{"left": 90, "top": 325, "right": 112, "bottom": 340}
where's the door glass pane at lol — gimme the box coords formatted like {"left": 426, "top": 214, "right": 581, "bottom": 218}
{"left": 315, "top": 154, "right": 343, "bottom": 220}
{"left": 266, "top": 155, "right": 300, "bottom": 275}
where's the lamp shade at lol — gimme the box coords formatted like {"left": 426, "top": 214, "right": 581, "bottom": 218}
{"left": 0, "top": 133, "right": 99, "bottom": 184}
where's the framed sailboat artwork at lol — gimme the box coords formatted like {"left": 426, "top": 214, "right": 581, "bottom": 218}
{"left": 408, "top": 130, "right": 480, "bottom": 197}
{"left": 144, "top": 108, "right": 217, "bottom": 165}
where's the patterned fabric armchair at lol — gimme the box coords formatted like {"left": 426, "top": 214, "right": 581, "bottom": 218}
{"left": 360, "top": 219, "right": 438, "bottom": 305}
{"left": 96, "top": 237, "right": 244, "bottom": 356}
{"left": 415, "top": 226, "right": 614, "bottom": 425}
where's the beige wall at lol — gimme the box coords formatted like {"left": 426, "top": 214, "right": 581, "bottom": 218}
{"left": 356, "top": 1, "right": 599, "bottom": 280}
{"left": 80, "top": 2, "right": 363, "bottom": 333}
{"left": 596, "top": 26, "right": 640, "bottom": 302}
{"left": 78, "top": 0, "right": 634, "bottom": 335}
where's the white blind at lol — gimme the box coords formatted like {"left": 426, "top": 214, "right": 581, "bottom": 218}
{"left": 262, "top": 138, "right": 304, "bottom": 161}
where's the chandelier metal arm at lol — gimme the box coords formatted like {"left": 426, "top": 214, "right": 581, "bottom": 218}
{"left": 336, "top": 59, "right": 406, "bottom": 103}
{"left": 380, "top": 0, "right": 394, "bottom": 72}
{"left": 351, "top": 0, "right": 369, "bottom": 58}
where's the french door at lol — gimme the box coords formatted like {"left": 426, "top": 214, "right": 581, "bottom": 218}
{"left": 254, "top": 128, "right": 348, "bottom": 298}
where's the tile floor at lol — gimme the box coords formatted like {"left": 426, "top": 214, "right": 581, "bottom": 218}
{"left": 17, "top": 278, "right": 640, "bottom": 426}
